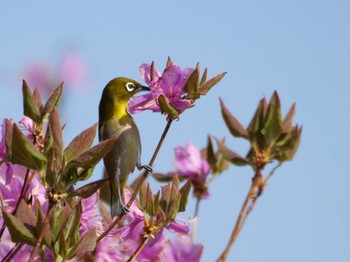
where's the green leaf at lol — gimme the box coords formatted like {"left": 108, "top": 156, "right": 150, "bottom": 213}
{"left": 285, "top": 126, "right": 302, "bottom": 161}
{"left": 64, "top": 123, "right": 98, "bottom": 164}
{"left": 139, "top": 180, "right": 148, "bottom": 211}
{"left": 15, "top": 199, "right": 37, "bottom": 238}
{"left": 152, "top": 172, "right": 185, "bottom": 182}
{"left": 282, "top": 103, "right": 296, "bottom": 132}
{"left": 247, "top": 98, "right": 267, "bottom": 135}
{"left": 153, "top": 191, "right": 161, "bottom": 216}
{"left": 33, "top": 87, "right": 43, "bottom": 111}
{"left": 275, "top": 125, "right": 302, "bottom": 162}
{"left": 215, "top": 137, "right": 248, "bottom": 166}
{"left": 160, "top": 182, "right": 171, "bottom": 213}
{"left": 206, "top": 136, "right": 217, "bottom": 169}
{"left": 42, "top": 83, "right": 63, "bottom": 118}
{"left": 52, "top": 205, "right": 71, "bottom": 241}
{"left": 146, "top": 183, "right": 154, "bottom": 215}
{"left": 261, "top": 91, "right": 283, "bottom": 144}
{"left": 11, "top": 124, "right": 46, "bottom": 171}
{"left": 35, "top": 201, "right": 52, "bottom": 245}
{"left": 65, "top": 202, "right": 81, "bottom": 241}
{"left": 68, "top": 139, "right": 116, "bottom": 169}
{"left": 184, "top": 63, "right": 200, "bottom": 99}
{"left": 67, "top": 178, "right": 108, "bottom": 199}
{"left": 220, "top": 98, "right": 249, "bottom": 139}
{"left": 168, "top": 176, "right": 180, "bottom": 220}
{"left": 178, "top": 179, "right": 191, "bottom": 212}
{"left": 247, "top": 98, "right": 268, "bottom": 150}
{"left": 2, "top": 208, "right": 36, "bottom": 245}
{"left": 199, "top": 68, "right": 208, "bottom": 86}
{"left": 49, "top": 107, "right": 63, "bottom": 165}
{"left": 157, "top": 94, "right": 179, "bottom": 120}
{"left": 73, "top": 229, "right": 97, "bottom": 255}
{"left": 198, "top": 72, "right": 226, "bottom": 96}
{"left": 22, "top": 80, "right": 41, "bottom": 123}
{"left": 77, "top": 167, "right": 94, "bottom": 181}
{"left": 4, "top": 119, "right": 13, "bottom": 160}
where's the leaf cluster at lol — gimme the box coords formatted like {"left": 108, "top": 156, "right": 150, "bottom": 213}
{"left": 2, "top": 200, "right": 96, "bottom": 260}
{"left": 2, "top": 81, "right": 113, "bottom": 259}
{"left": 218, "top": 91, "right": 302, "bottom": 170}
{"left": 138, "top": 176, "right": 191, "bottom": 238}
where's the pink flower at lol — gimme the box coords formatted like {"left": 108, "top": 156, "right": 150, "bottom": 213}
{"left": 0, "top": 117, "right": 47, "bottom": 223}
{"left": 174, "top": 143, "right": 211, "bottom": 199}
{"left": 175, "top": 143, "right": 210, "bottom": 178}
{"left": 21, "top": 51, "right": 88, "bottom": 96}
{"left": 128, "top": 61, "right": 194, "bottom": 114}
{"left": 157, "top": 234, "right": 203, "bottom": 262}
{"left": 59, "top": 52, "right": 87, "bottom": 88}
{"left": 21, "top": 62, "right": 52, "bottom": 92}
{"left": 80, "top": 192, "right": 101, "bottom": 233}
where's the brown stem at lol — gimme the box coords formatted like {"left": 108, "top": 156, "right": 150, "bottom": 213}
{"left": 127, "top": 237, "right": 150, "bottom": 262}
{"left": 239, "top": 197, "right": 258, "bottom": 233}
{"left": 1, "top": 243, "right": 23, "bottom": 262}
{"left": 97, "top": 119, "right": 173, "bottom": 242}
{"left": 216, "top": 169, "right": 263, "bottom": 262}
{"left": 28, "top": 204, "right": 54, "bottom": 262}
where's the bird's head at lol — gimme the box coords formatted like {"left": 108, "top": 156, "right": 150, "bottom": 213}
{"left": 103, "top": 77, "right": 150, "bottom": 102}
{"left": 99, "top": 77, "right": 149, "bottom": 121}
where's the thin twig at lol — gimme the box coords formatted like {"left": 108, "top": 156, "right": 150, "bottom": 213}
{"left": 127, "top": 237, "right": 150, "bottom": 262}
{"left": 1, "top": 243, "right": 23, "bottom": 262}
{"left": 97, "top": 119, "right": 173, "bottom": 242}
{"left": 264, "top": 162, "right": 282, "bottom": 185}
{"left": 28, "top": 204, "right": 54, "bottom": 262}
{"left": 239, "top": 197, "right": 257, "bottom": 234}
{"left": 216, "top": 169, "right": 263, "bottom": 262}
{"left": 216, "top": 187, "right": 252, "bottom": 262}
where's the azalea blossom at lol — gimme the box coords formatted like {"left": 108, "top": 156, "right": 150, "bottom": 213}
{"left": 174, "top": 143, "right": 211, "bottom": 199}
{"left": 157, "top": 234, "right": 203, "bottom": 262}
{"left": 22, "top": 51, "right": 88, "bottom": 96}
{"left": 128, "top": 62, "right": 194, "bottom": 114}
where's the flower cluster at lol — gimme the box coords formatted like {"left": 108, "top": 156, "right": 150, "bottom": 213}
{"left": 128, "top": 62, "right": 194, "bottom": 114}
{"left": 0, "top": 118, "right": 48, "bottom": 260}
{"left": 22, "top": 51, "right": 88, "bottom": 97}
{"left": 129, "top": 57, "right": 226, "bottom": 120}
{"left": 0, "top": 116, "right": 203, "bottom": 261}
{"left": 0, "top": 58, "right": 300, "bottom": 262}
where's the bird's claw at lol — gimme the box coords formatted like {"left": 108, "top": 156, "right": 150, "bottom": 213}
{"left": 138, "top": 164, "right": 153, "bottom": 174}
{"left": 120, "top": 204, "right": 130, "bottom": 215}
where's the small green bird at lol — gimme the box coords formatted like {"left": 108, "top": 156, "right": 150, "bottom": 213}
{"left": 99, "top": 77, "right": 149, "bottom": 216}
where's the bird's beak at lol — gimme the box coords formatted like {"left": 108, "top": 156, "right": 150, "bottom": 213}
{"left": 140, "top": 85, "right": 150, "bottom": 91}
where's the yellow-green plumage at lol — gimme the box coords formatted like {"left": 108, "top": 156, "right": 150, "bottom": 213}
{"left": 98, "top": 77, "right": 148, "bottom": 216}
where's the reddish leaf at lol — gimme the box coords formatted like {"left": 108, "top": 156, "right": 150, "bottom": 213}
{"left": 220, "top": 98, "right": 249, "bottom": 139}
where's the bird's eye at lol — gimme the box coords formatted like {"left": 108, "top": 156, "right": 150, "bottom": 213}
{"left": 125, "top": 82, "right": 136, "bottom": 92}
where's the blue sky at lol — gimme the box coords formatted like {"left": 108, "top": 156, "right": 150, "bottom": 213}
{"left": 1, "top": 1, "right": 349, "bottom": 261}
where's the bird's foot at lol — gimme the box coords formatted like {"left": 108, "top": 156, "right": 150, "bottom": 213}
{"left": 120, "top": 203, "right": 130, "bottom": 215}
{"left": 138, "top": 164, "right": 153, "bottom": 174}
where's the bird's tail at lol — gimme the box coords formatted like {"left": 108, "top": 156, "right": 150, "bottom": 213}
{"left": 111, "top": 190, "right": 125, "bottom": 217}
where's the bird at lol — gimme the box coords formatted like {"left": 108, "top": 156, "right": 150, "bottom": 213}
{"left": 98, "top": 77, "right": 149, "bottom": 216}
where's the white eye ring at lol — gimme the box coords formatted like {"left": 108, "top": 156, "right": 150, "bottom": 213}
{"left": 125, "top": 82, "right": 136, "bottom": 92}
